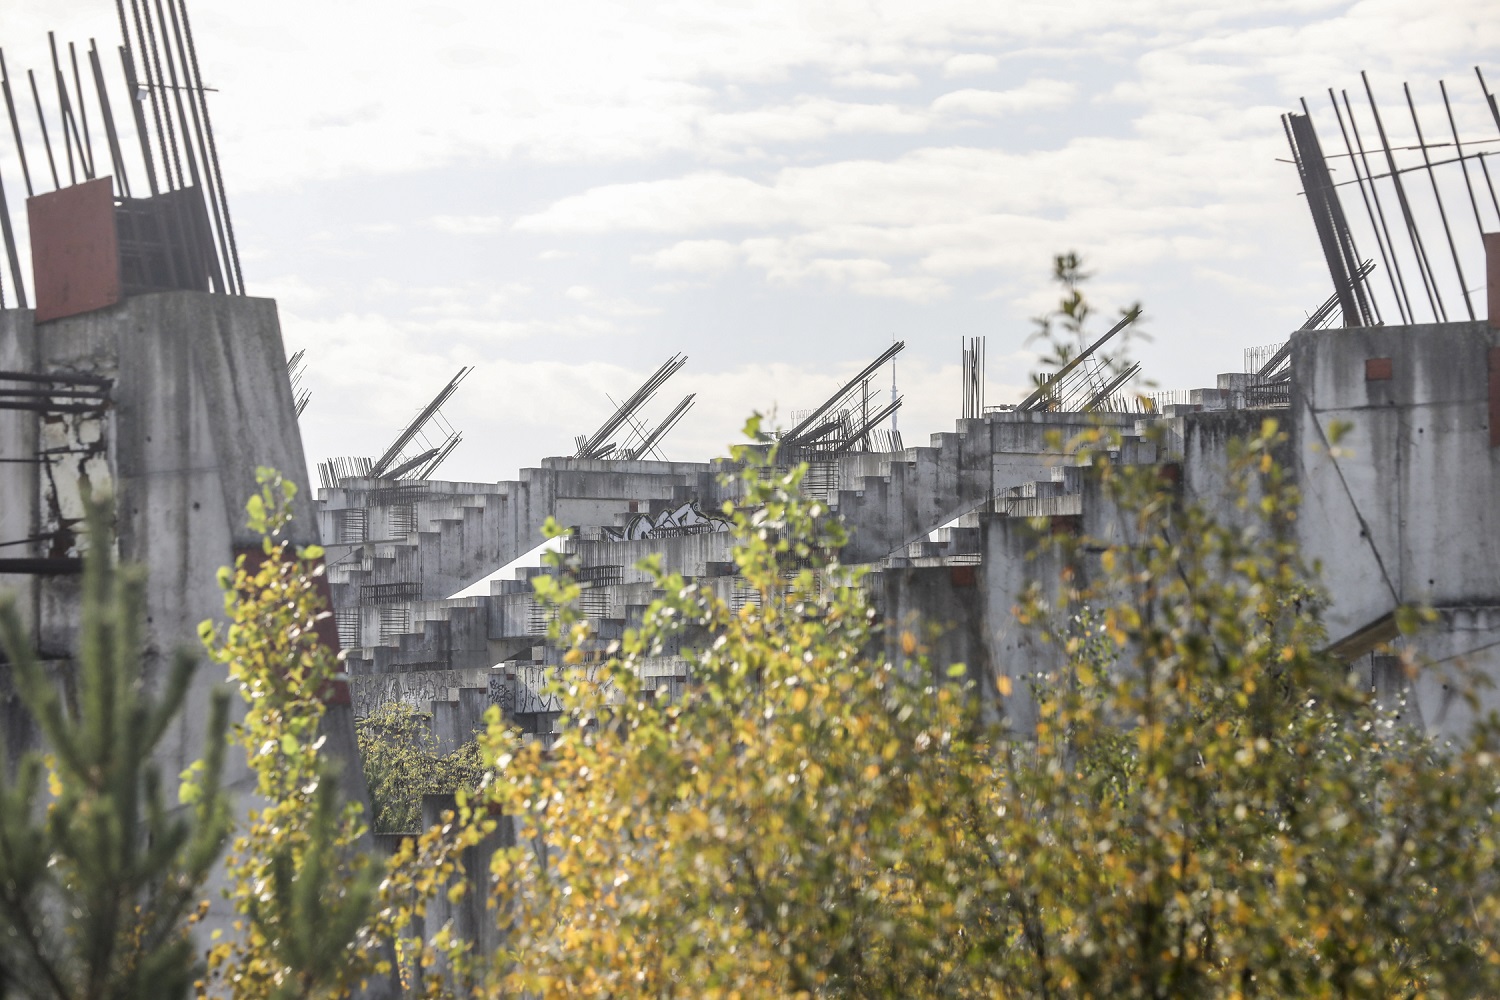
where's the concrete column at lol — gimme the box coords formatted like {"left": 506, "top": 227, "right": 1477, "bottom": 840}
{"left": 432, "top": 698, "right": 461, "bottom": 756}
{"left": 457, "top": 686, "right": 489, "bottom": 743}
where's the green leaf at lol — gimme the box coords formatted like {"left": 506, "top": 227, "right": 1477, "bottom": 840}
{"left": 1394, "top": 603, "right": 1432, "bottom": 636}
{"left": 246, "top": 492, "right": 267, "bottom": 532}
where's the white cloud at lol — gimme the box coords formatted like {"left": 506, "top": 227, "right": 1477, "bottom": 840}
{"left": 30, "top": 0, "right": 1476, "bottom": 194}
{"left": 636, "top": 240, "right": 743, "bottom": 273}
{"left": 930, "top": 80, "right": 1077, "bottom": 117}
{"left": 739, "top": 242, "right": 951, "bottom": 301}
{"left": 515, "top": 173, "right": 785, "bottom": 233}
{"left": 697, "top": 97, "right": 929, "bottom": 148}
{"left": 431, "top": 215, "right": 508, "bottom": 235}
{"left": 254, "top": 275, "right": 326, "bottom": 313}
{"left": 832, "top": 69, "right": 921, "bottom": 89}
{"left": 516, "top": 129, "right": 1277, "bottom": 249}
{"left": 942, "top": 53, "right": 1000, "bottom": 77}
{"left": 407, "top": 283, "right": 533, "bottom": 318}
{"left": 563, "top": 285, "right": 662, "bottom": 317}
{"left": 507, "top": 104, "right": 1313, "bottom": 308}
{"left": 10, "top": 0, "right": 1495, "bottom": 486}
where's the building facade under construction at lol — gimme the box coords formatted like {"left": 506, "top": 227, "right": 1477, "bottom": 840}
{"left": 312, "top": 63, "right": 1500, "bottom": 748}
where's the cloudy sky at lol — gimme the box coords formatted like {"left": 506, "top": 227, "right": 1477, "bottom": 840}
{"left": 3, "top": 0, "right": 1498, "bottom": 484}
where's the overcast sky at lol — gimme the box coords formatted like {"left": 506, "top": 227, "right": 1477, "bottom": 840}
{"left": 3, "top": 0, "right": 1498, "bottom": 484}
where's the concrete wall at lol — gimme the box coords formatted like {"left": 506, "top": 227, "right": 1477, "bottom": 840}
{"left": 1286, "top": 321, "right": 1500, "bottom": 732}
{"left": 883, "top": 562, "right": 992, "bottom": 686}
{"left": 0, "top": 294, "right": 380, "bottom": 974}
{"left": 333, "top": 322, "right": 1500, "bottom": 746}
{"left": 834, "top": 410, "right": 1135, "bottom": 563}
{"left": 318, "top": 458, "right": 726, "bottom": 611}
{"left": 0, "top": 310, "right": 39, "bottom": 648}
{"left": 955, "top": 321, "right": 1500, "bottom": 740}
{"left": 1290, "top": 321, "right": 1500, "bottom": 641}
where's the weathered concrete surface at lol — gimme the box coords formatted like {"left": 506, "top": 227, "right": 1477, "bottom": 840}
{"left": 0, "top": 309, "right": 38, "bottom": 647}
{"left": 836, "top": 411, "right": 1135, "bottom": 563}
{"left": 1292, "top": 322, "right": 1500, "bottom": 628}
{"left": 978, "top": 512, "right": 1083, "bottom": 734}
{"left": 26, "top": 293, "right": 319, "bottom": 797}
{"left": 884, "top": 561, "right": 993, "bottom": 694}
{"left": 349, "top": 666, "right": 490, "bottom": 714}
{"left": 868, "top": 320, "right": 1500, "bottom": 742}
{"left": 1288, "top": 321, "right": 1500, "bottom": 729}
{"left": 319, "top": 459, "right": 727, "bottom": 611}
{"left": 0, "top": 294, "right": 384, "bottom": 984}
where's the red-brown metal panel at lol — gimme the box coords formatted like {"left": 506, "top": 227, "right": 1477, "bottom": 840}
{"left": 1365, "top": 357, "right": 1393, "bottom": 382}
{"left": 1486, "top": 232, "right": 1500, "bottom": 332}
{"left": 1489, "top": 347, "right": 1500, "bottom": 449}
{"left": 27, "top": 177, "right": 121, "bottom": 323}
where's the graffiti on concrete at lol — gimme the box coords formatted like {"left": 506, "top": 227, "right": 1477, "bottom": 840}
{"left": 602, "top": 500, "right": 729, "bottom": 542}
{"left": 40, "top": 407, "right": 111, "bottom": 559}
{"left": 490, "top": 662, "right": 614, "bottom": 715}
{"left": 349, "top": 668, "right": 488, "bottom": 716}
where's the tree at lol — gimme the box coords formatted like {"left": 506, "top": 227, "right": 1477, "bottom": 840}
{"left": 992, "top": 421, "right": 1500, "bottom": 997}
{"left": 356, "top": 702, "right": 488, "bottom": 835}
{"left": 199, "top": 468, "right": 480, "bottom": 1000}
{"left": 8, "top": 416, "right": 1499, "bottom": 997}
{"left": 0, "top": 498, "right": 232, "bottom": 1000}
{"left": 197, "top": 469, "right": 382, "bottom": 1000}
{"left": 0, "top": 473, "right": 476, "bottom": 1000}
{"left": 471, "top": 425, "right": 985, "bottom": 995}
{"left": 450, "top": 416, "right": 1500, "bottom": 998}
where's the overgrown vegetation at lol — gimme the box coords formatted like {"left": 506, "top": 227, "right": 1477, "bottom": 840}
{"left": 196, "top": 468, "right": 384, "bottom": 999}
{"left": 5, "top": 331, "right": 1500, "bottom": 996}
{"left": 0, "top": 500, "right": 231, "bottom": 1000}
{"left": 454, "top": 418, "right": 1500, "bottom": 997}
{"left": 196, "top": 470, "right": 489, "bottom": 998}
{"left": 356, "top": 702, "right": 487, "bottom": 834}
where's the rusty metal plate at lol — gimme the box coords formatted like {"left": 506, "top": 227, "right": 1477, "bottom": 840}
{"left": 1365, "top": 357, "right": 1393, "bottom": 382}
{"left": 27, "top": 177, "right": 121, "bottom": 324}
{"left": 1489, "top": 347, "right": 1500, "bottom": 449}
{"left": 1487, "top": 233, "right": 1500, "bottom": 332}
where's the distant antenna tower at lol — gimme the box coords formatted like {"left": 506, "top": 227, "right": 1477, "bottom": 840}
{"left": 890, "top": 335, "right": 898, "bottom": 435}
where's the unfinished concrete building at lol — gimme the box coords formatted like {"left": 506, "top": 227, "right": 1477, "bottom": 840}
{"left": 319, "top": 288, "right": 1500, "bottom": 753}
{"left": 316, "top": 68, "right": 1500, "bottom": 751}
